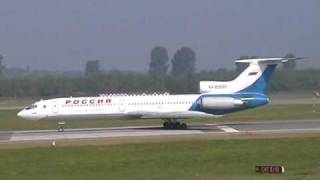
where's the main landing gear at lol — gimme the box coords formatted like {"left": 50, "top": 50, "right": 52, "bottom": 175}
{"left": 163, "top": 119, "right": 187, "bottom": 129}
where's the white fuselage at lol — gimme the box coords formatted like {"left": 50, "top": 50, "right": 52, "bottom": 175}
{"left": 18, "top": 94, "right": 201, "bottom": 120}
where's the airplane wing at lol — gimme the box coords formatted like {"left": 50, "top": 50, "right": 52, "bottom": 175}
{"left": 126, "top": 111, "right": 223, "bottom": 119}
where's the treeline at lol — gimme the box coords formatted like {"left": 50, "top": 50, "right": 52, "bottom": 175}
{"left": 0, "top": 69, "right": 319, "bottom": 98}
{"left": 0, "top": 47, "right": 316, "bottom": 98}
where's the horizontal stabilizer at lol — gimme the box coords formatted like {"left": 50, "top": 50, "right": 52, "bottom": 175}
{"left": 235, "top": 57, "right": 305, "bottom": 64}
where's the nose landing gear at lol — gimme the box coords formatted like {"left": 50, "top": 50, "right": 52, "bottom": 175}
{"left": 163, "top": 119, "right": 187, "bottom": 129}
{"left": 57, "top": 122, "right": 65, "bottom": 132}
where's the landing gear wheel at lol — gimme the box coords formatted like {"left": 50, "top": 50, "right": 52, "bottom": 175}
{"left": 58, "top": 127, "right": 64, "bottom": 132}
{"left": 181, "top": 123, "right": 187, "bottom": 129}
{"left": 163, "top": 120, "right": 187, "bottom": 130}
{"left": 57, "top": 121, "right": 65, "bottom": 132}
{"left": 163, "top": 122, "right": 169, "bottom": 129}
{"left": 168, "top": 122, "right": 175, "bottom": 129}
{"left": 174, "top": 122, "right": 180, "bottom": 129}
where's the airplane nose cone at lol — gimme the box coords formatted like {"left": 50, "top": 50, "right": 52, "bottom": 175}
{"left": 17, "top": 110, "right": 36, "bottom": 120}
{"left": 17, "top": 110, "right": 26, "bottom": 118}
{"left": 17, "top": 110, "right": 44, "bottom": 120}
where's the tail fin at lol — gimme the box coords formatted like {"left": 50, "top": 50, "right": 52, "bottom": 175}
{"left": 200, "top": 57, "right": 301, "bottom": 94}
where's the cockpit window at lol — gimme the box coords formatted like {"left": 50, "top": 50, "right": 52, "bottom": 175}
{"left": 25, "top": 104, "right": 37, "bottom": 110}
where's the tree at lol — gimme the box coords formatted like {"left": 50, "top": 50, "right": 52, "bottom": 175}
{"left": 283, "top": 53, "right": 297, "bottom": 71}
{"left": 85, "top": 60, "right": 100, "bottom": 76}
{"left": 0, "top": 54, "right": 5, "bottom": 75}
{"left": 149, "top": 46, "right": 169, "bottom": 75}
{"left": 171, "top": 47, "right": 196, "bottom": 76}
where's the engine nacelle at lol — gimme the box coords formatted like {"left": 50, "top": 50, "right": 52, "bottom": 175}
{"left": 201, "top": 97, "right": 244, "bottom": 109}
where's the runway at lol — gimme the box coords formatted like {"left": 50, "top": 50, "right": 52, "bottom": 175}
{"left": 1, "top": 120, "right": 320, "bottom": 142}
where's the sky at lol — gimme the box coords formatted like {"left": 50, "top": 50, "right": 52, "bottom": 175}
{"left": 0, "top": 0, "right": 319, "bottom": 71}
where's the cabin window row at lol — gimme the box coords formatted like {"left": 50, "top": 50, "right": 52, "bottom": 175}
{"left": 61, "top": 101, "right": 193, "bottom": 107}
{"left": 128, "top": 102, "right": 192, "bottom": 105}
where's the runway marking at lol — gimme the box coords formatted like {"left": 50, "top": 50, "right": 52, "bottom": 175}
{"left": 248, "top": 128, "right": 320, "bottom": 133}
{"left": 216, "top": 126, "right": 239, "bottom": 133}
{"left": 206, "top": 124, "right": 217, "bottom": 126}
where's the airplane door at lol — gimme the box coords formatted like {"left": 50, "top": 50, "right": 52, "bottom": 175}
{"left": 52, "top": 101, "right": 59, "bottom": 114}
{"left": 118, "top": 99, "right": 126, "bottom": 112}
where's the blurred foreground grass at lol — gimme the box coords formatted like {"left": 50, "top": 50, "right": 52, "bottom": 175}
{"left": 0, "top": 137, "right": 320, "bottom": 180}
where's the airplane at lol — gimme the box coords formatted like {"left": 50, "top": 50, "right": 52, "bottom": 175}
{"left": 17, "top": 57, "right": 299, "bottom": 130}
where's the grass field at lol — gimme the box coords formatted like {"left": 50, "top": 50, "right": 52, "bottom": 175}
{"left": 0, "top": 137, "right": 320, "bottom": 180}
{"left": 0, "top": 104, "right": 319, "bottom": 131}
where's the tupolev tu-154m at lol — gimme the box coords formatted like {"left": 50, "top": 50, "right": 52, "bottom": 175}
{"left": 18, "top": 57, "right": 300, "bottom": 129}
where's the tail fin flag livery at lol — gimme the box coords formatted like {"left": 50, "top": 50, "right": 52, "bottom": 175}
{"left": 17, "top": 57, "right": 301, "bottom": 129}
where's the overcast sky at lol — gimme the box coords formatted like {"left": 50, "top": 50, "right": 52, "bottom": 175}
{"left": 0, "top": 0, "right": 319, "bottom": 71}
